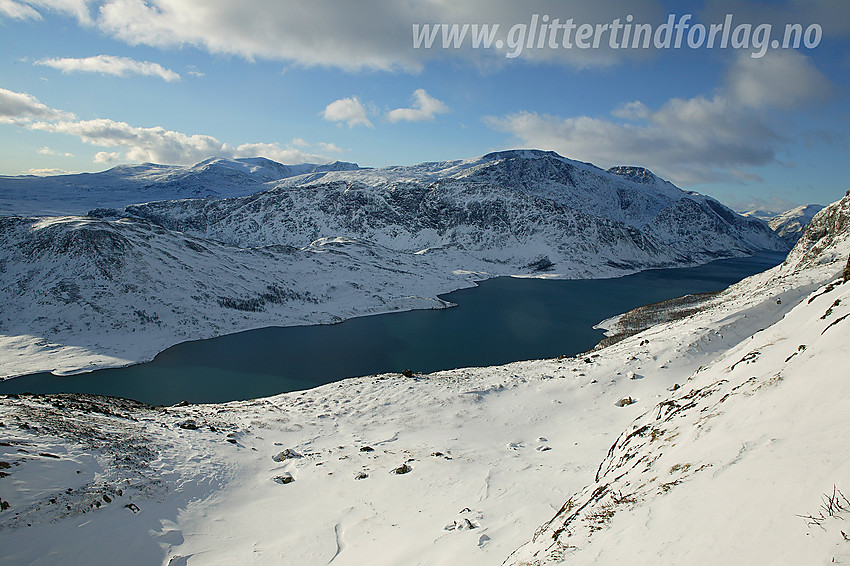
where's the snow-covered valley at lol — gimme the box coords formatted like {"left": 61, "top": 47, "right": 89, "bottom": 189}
{"left": 0, "top": 190, "right": 847, "bottom": 565}
{"left": 0, "top": 151, "right": 788, "bottom": 378}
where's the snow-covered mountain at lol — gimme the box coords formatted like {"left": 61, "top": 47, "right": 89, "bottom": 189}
{"left": 124, "top": 150, "right": 784, "bottom": 259}
{"left": 740, "top": 208, "right": 779, "bottom": 221}
{"left": 1, "top": 194, "right": 847, "bottom": 566}
{"left": 742, "top": 204, "right": 825, "bottom": 246}
{"left": 768, "top": 203, "right": 825, "bottom": 245}
{"left": 0, "top": 150, "right": 788, "bottom": 378}
{"left": 0, "top": 157, "right": 360, "bottom": 216}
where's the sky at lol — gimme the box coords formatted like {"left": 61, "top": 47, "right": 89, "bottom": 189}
{"left": 0, "top": 0, "right": 848, "bottom": 212}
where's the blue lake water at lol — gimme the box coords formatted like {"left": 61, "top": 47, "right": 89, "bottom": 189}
{"left": 0, "top": 253, "right": 785, "bottom": 405}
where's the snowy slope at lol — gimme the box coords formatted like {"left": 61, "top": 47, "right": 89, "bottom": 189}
{"left": 123, "top": 178, "right": 677, "bottom": 266}
{"left": 0, "top": 196, "right": 847, "bottom": 566}
{"left": 0, "top": 158, "right": 359, "bottom": 216}
{"left": 740, "top": 209, "right": 779, "bottom": 221}
{"left": 508, "top": 276, "right": 850, "bottom": 565}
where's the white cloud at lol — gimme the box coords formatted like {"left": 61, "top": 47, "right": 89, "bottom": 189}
{"left": 485, "top": 51, "right": 832, "bottom": 185}
{"left": 7, "top": 2, "right": 850, "bottom": 72}
{"left": 93, "top": 151, "right": 121, "bottom": 163}
{"left": 35, "top": 55, "right": 180, "bottom": 81}
{"left": 611, "top": 101, "right": 649, "bottom": 120}
{"left": 86, "top": 0, "right": 668, "bottom": 71}
{"left": 3, "top": 88, "right": 336, "bottom": 166}
{"left": 0, "top": 0, "right": 41, "bottom": 20}
{"left": 289, "top": 138, "right": 346, "bottom": 155}
{"left": 0, "top": 87, "right": 73, "bottom": 124}
{"left": 386, "top": 89, "right": 449, "bottom": 123}
{"left": 231, "top": 142, "right": 329, "bottom": 165}
{"left": 322, "top": 96, "right": 373, "bottom": 128}
{"left": 95, "top": 0, "right": 425, "bottom": 71}
{"left": 31, "top": 118, "right": 225, "bottom": 163}
{"left": 317, "top": 142, "right": 344, "bottom": 153}
{"left": 38, "top": 146, "right": 73, "bottom": 157}
{"left": 724, "top": 51, "right": 832, "bottom": 109}
{"left": 21, "top": 167, "right": 79, "bottom": 175}
{"left": 31, "top": 118, "right": 332, "bottom": 165}
{"left": 4, "top": 0, "right": 91, "bottom": 24}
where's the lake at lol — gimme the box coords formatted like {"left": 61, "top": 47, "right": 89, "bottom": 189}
{"left": 0, "top": 253, "right": 785, "bottom": 405}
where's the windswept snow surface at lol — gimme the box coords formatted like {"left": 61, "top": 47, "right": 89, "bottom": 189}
{"left": 0, "top": 195, "right": 847, "bottom": 565}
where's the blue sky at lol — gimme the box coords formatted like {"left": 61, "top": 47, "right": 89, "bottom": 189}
{"left": 1, "top": 0, "right": 848, "bottom": 211}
